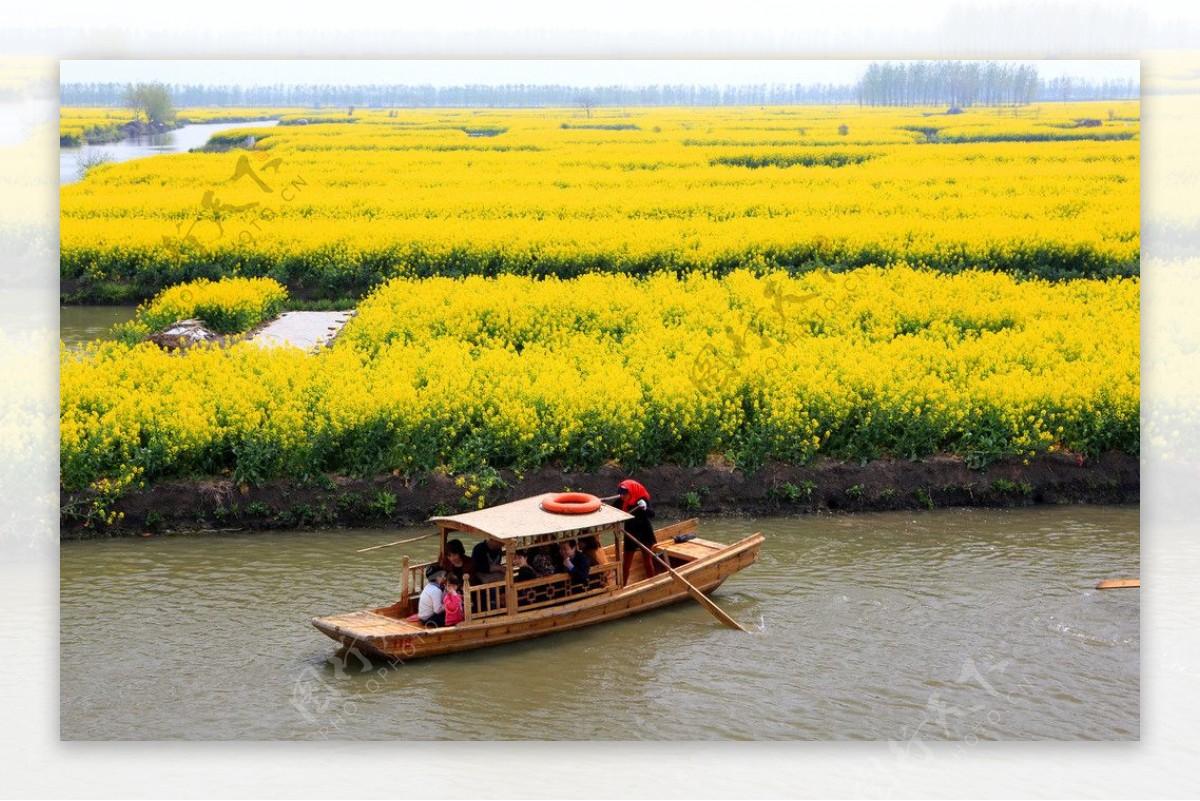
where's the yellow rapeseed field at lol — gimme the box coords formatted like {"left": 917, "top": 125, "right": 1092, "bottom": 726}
{"left": 61, "top": 102, "right": 1139, "bottom": 296}
{"left": 59, "top": 103, "right": 1140, "bottom": 500}
{"left": 113, "top": 276, "right": 287, "bottom": 341}
{"left": 60, "top": 267, "right": 1139, "bottom": 492}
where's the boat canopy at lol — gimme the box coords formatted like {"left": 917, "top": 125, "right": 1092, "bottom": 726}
{"left": 429, "top": 493, "right": 632, "bottom": 543}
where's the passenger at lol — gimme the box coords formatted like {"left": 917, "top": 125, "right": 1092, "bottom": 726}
{"left": 582, "top": 536, "right": 613, "bottom": 586}
{"left": 443, "top": 574, "right": 465, "bottom": 626}
{"left": 614, "top": 479, "right": 659, "bottom": 584}
{"left": 511, "top": 552, "right": 541, "bottom": 608}
{"left": 471, "top": 538, "right": 506, "bottom": 612}
{"left": 512, "top": 553, "right": 539, "bottom": 582}
{"left": 471, "top": 538, "right": 505, "bottom": 585}
{"left": 440, "top": 538, "right": 476, "bottom": 583}
{"left": 418, "top": 565, "right": 448, "bottom": 628}
{"left": 529, "top": 545, "right": 556, "bottom": 577}
{"left": 559, "top": 539, "right": 591, "bottom": 592}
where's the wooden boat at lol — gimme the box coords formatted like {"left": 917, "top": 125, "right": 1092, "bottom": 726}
{"left": 312, "top": 493, "right": 764, "bottom": 661}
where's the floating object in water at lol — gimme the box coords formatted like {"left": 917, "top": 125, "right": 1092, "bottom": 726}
{"left": 1096, "top": 578, "right": 1139, "bottom": 590}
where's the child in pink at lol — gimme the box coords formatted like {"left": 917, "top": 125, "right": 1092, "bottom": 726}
{"left": 443, "top": 574, "right": 465, "bottom": 626}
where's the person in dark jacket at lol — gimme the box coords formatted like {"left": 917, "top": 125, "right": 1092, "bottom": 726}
{"left": 614, "top": 479, "right": 658, "bottom": 585}
{"left": 558, "top": 539, "right": 591, "bottom": 592}
{"left": 439, "top": 538, "right": 476, "bottom": 583}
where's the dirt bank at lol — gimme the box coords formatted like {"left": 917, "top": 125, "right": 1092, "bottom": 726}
{"left": 60, "top": 450, "right": 1138, "bottom": 539}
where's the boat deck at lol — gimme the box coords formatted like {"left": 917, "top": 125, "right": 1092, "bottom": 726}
{"left": 313, "top": 609, "right": 424, "bottom": 638}
{"left": 658, "top": 537, "right": 726, "bottom": 563}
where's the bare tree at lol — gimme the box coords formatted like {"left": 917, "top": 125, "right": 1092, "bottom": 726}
{"left": 74, "top": 149, "right": 113, "bottom": 181}
{"left": 575, "top": 94, "right": 596, "bottom": 118}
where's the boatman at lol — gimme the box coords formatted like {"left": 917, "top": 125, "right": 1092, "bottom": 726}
{"left": 418, "top": 565, "right": 448, "bottom": 628}
{"left": 610, "top": 479, "right": 659, "bottom": 585}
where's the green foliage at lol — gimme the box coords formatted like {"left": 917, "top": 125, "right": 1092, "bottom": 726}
{"left": 124, "top": 82, "right": 176, "bottom": 126}
{"left": 991, "top": 478, "right": 1017, "bottom": 494}
{"left": 768, "top": 480, "right": 816, "bottom": 503}
{"left": 61, "top": 237, "right": 1139, "bottom": 305}
{"left": 845, "top": 483, "right": 865, "bottom": 499}
{"left": 367, "top": 490, "right": 397, "bottom": 519}
{"left": 681, "top": 490, "right": 703, "bottom": 511}
{"left": 937, "top": 130, "right": 1136, "bottom": 143}
{"left": 915, "top": 487, "right": 934, "bottom": 510}
{"left": 711, "top": 152, "right": 877, "bottom": 169}
{"left": 560, "top": 123, "right": 640, "bottom": 131}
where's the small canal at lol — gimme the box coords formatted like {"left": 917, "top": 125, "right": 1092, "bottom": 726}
{"left": 60, "top": 119, "right": 280, "bottom": 184}
{"left": 60, "top": 505, "right": 1139, "bottom": 740}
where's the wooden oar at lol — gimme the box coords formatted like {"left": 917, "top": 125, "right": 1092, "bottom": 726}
{"left": 627, "top": 537, "right": 748, "bottom": 632}
{"left": 356, "top": 531, "right": 439, "bottom": 553}
{"left": 1096, "top": 578, "right": 1140, "bottom": 590}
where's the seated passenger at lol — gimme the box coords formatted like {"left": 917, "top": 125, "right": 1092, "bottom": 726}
{"left": 529, "top": 546, "right": 556, "bottom": 577}
{"left": 559, "top": 539, "right": 591, "bottom": 592}
{"left": 582, "top": 536, "right": 613, "bottom": 586}
{"left": 443, "top": 574, "right": 465, "bottom": 626}
{"left": 512, "top": 553, "right": 539, "bottom": 582}
{"left": 471, "top": 538, "right": 505, "bottom": 585}
{"left": 471, "top": 538, "right": 506, "bottom": 612}
{"left": 440, "top": 538, "right": 476, "bottom": 583}
{"left": 418, "top": 566, "right": 448, "bottom": 628}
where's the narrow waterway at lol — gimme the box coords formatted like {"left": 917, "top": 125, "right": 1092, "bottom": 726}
{"left": 58, "top": 306, "right": 137, "bottom": 347}
{"left": 60, "top": 119, "right": 279, "bottom": 184}
{"left": 60, "top": 506, "right": 1139, "bottom": 740}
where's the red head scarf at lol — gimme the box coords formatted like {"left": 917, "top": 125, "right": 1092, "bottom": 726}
{"left": 618, "top": 479, "right": 650, "bottom": 511}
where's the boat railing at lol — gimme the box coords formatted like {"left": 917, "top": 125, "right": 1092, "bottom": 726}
{"left": 459, "top": 560, "right": 620, "bottom": 620}
{"left": 511, "top": 561, "right": 617, "bottom": 613}
{"left": 464, "top": 576, "right": 510, "bottom": 621}
{"left": 400, "top": 557, "right": 436, "bottom": 604}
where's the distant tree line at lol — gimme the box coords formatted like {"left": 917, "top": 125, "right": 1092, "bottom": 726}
{"left": 61, "top": 70, "right": 1137, "bottom": 110}
{"left": 61, "top": 81, "right": 859, "bottom": 108}
{"left": 855, "top": 61, "right": 1138, "bottom": 107}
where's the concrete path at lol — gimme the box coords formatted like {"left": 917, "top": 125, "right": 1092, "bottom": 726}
{"left": 249, "top": 310, "right": 355, "bottom": 351}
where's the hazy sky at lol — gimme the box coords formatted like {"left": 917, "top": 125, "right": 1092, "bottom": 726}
{"left": 60, "top": 59, "right": 1140, "bottom": 87}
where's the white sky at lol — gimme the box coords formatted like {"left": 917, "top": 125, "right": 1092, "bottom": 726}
{"left": 60, "top": 59, "right": 1141, "bottom": 88}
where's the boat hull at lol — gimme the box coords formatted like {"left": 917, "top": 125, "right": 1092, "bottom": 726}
{"left": 312, "top": 532, "right": 763, "bottom": 661}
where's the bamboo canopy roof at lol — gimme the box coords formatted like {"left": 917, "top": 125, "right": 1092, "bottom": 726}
{"left": 430, "top": 493, "right": 632, "bottom": 542}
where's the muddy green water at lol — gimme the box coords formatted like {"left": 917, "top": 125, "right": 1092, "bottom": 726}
{"left": 58, "top": 306, "right": 136, "bottom": 347}
{"left": 60, "top": 506, "right": 1138, "bottom": 740}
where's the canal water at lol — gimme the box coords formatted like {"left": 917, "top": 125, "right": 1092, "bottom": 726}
{"left": 60, "top": 119, "right": 280, "bottom": 184}
{"left": 58, "top": 306, "right": 137, "bottom": 347}
{"left": 60, "top": 506, "right": 1139, "bottom": 740}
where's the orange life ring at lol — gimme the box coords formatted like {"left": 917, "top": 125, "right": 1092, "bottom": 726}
{"left": 541, "top": 492, "right": 602, "bottom": 514}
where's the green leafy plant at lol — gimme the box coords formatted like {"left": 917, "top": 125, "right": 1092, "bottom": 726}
{"left": 767, "top": 481, "right": 811, "bottom": 503}
{"left": 915, "top": 487, "right": 934, "bottom": 510}
{"left": 368, "top": 490, "right": 397, "bottom": 519}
